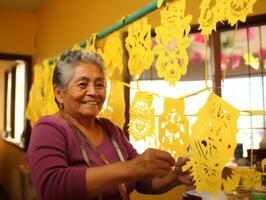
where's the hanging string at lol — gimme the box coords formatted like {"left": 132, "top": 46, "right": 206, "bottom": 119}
{"left": 246, "top": 27, "right": 254, "bottom": 167}
{"left": 204, "top": 35, "right": 209, "bottom": 89}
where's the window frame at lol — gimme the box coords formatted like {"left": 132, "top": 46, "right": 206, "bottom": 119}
{"left": 1, "top": 53, "right": 32, "bottom": 150}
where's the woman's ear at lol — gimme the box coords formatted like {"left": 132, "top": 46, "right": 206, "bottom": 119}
{"left": 54, "top": 85, "right": 64, "bottom": 104}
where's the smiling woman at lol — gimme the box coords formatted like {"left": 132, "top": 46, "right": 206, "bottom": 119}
{"left": 26, "top": 49, "right": 193, "bottom": 200}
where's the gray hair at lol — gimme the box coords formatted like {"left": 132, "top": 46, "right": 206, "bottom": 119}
{"left": 53, "top": 49, "right": 105, "bottom": 90}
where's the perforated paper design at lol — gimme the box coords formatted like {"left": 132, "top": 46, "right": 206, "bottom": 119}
{"left": 222, "top": 168, "right": 241, "bottom": 192}
{"left": 98, "top": 80, "right": 125, "bottom": 128}
{"left": 184, "top": 93, "right": 240, "bottom": 195}
{"left": 125, "top": 17, "right": 154, "bottom": 79}
{"left": 85, "top": 40, "right": 96, "bottom": 52}
{"left": 99, "top": 32, "right": 123, "bottom": 78}
{"left": 243, "top": 52, "right": 259, "bottom": 70}
{"left": 198, "top": 0, "right": 222, "bottom": 36}
{"left": 235, "top": 167, "right": 262, "bottom": 189}
{"left": 26, "top": 65, "right": 44, "bottom": 127}
{"left": 154, "top": 0, "right": 191, "bottom": 85}
{"left": 42, "top": 60, "right": 58, "bottom": 115}
{"left": 226, "top": 0, "right": 257, "bottom": 26}
{"left": 129, "top": 92, "right": 155, "bottom": 141}
{"left": 158, "top": 98, "right": 189, "bottom": 157}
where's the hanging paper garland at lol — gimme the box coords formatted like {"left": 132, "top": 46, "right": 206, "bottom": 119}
{"left": 26, "top": 65, "right": 44, "bottom": 127}
{"left": 42, "top": 60, "right": 58, "bottom": 115}
{"left": 99, "top": 31, "right": 123, "bottom": 78}
{"left": 184, "top": 93, "right": 240, "bottom": 195}
{"left": 129, "top": 92, "right": 155, "bottom": 141}
{"left": 154, "top": 0, "right": 192, "bottom": 85}
{"left": 125, "top": 17, "right": 154, "bottom": 79}
{"left": 98, "top": 79, "right": 125, "bottom": 128}
{"left": 198, "top": 0, "right": 223, "bottom": 36}
{"left": 158, "top": 98, "right": 189, "bottom": 157}
{"left": 226, "top": 0, "right": 257, "bottom": 26}
{"left": 243, "top": 52, "right": 260, "bottom": 70}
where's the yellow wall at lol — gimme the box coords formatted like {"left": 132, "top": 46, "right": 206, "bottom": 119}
{"left": 0, "top": 9, "right": 36, "bottom": 55}
{"left": 0, "top": 1, "right": 265, "bottom": 200}
{"left": 34, "top": 0, "right": 266, "bottom": 63}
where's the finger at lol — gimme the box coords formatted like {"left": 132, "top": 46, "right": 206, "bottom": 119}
{"left": 147, "top": 159, "right": 173, "bottom": 172}
{"left": 154, "top": 150, "right": 175, "bottom": 166}
{"left": 176, "top": 157, "right": 190, "bottom": 167}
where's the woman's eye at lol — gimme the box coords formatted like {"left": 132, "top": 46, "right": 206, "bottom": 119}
{"left": 96, "top": 83, "right": 105, "bottom": 88}
{"left": 77, "top": 82, "right": 87, "bottom": 88}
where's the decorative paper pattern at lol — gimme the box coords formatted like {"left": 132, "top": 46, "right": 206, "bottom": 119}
{"left": 235, "top": 167, "right": 262, "bottom": 189}
{"left": 226, "top": 0, "right": 257, "bottom": 26}
{"left": 99, "top": 31, "right": 123, "bottom": 78}
{"left": 129, "top": 92, "right": 155, "bottom": 141}
{"left": 184, "top": 93, "right": 240, "bottom": 195}
{"left": 198, "top": 0, "right": 221, "bottom": 36}
{"left": 158, "top": 98, "right": 189, "bottom": 157}
{"left": 154, "top": 0, "right": 191, "bottom": 85}
{"left": 125, "top": 17, "right": 154, "bottom": 79}
{"left": 222, "top": 167, "right": 241, "bottom": 192}
{"left": 42, "top": 60, "right": 58, "bottom": 115}
{"left": 243, "top": 52, "right": 260, "bottom": 70}
{"left": 98, "top": 79, "right": 125, "bottom": 128}
{"left": 26, "top": 65, "right": 44, "bottom": 127}
{"left": 199, "top": 0, "right": 257, "bottom": 35}
{"left": 85, "top": 40, "right": 96, "bottom": 52}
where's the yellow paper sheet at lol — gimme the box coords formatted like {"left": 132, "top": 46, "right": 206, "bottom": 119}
{"left": 158, "top": 98, "right": 189, "bottom": 157}
{"left": 129, "top": 92, "right": 155, "bottom": 141}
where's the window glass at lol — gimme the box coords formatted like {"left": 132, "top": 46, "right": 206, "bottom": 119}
{"left": 220, "top": 25, "right": 266, "bottom": 157}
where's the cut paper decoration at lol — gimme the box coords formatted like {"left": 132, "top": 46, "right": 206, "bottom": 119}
{"left": 158, "top": 98, "right": 189, "bottom": 157}
{"left": 42, "top": 60, "right": 58, "bottom": 115}
{"left": 125, "top": 17, "right": 154, "bottom": 79}
{"left": 222, "top": 167, "right": 241, "bottom": 193}
{"left": 85, "top": 40, "right": 96, "bottom": 52}
{"left": 231, "top": 54, "right": 240, "bottom": 70}
{"left": 261, "top": 158, "right": 266, "bottom": 173}
{"left": 154, "top": 0, "right": 191, "bottom": 85}
{"left": 98, "top": 31, "right": 123, "bottom": 78}
{"left": 26, "top": 65, "right": 44, "bottom": 128}
{"left": 191, "top": 52, "right": 203, "bottom": 64}
{"left": 243, "top": 52, "right": 259, "bottom": 70}
{"left": 258, "top": 48, "right": 266, "bottom": 62}
{"left": 235, "top": 167, "right": 262, "bottom": 189}
{"left": 183, "top": 93, "right": 240, "bottom": 195}
{"left": 226, "top": 0, "right": 257, "bottom": 26}
{"left": 129, "top": 92, "right": 155, "bottom": 141}
{"left": 98, "top": 79, "right": 125, "bottom": 128}
{"left": 198, "top": 0, "right": 223, "bottom": 36}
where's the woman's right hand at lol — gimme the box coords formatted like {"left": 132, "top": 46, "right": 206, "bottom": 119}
{"left": 129, "top": 148, "right": 175, "bottom": 181}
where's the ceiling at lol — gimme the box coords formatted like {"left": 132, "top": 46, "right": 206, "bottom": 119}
{"left": 0, "top": 0, "right": 43, "bottom": 12}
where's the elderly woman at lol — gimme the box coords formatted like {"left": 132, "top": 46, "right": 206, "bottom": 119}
{"left": 27, "top": 50, "right": 192, "bottom": 200}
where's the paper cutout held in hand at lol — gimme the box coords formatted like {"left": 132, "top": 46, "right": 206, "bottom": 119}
{"left": 184, "top": 93, "right": 240, "bottom": 195}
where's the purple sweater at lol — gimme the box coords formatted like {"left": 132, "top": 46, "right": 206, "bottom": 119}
{"left": 26, "top": 116, "right": 152, "bottom": 200}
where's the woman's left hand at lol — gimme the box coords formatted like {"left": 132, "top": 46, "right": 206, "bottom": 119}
{"left": 174, "top": 157, "right": 193, "bottom": 186}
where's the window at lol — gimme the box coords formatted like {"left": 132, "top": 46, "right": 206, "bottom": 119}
{"left": 2, "top": 58, "right": 31, "bottom": 149}
{"left": 220, "top": 25, "right": 266, "bottom": 156}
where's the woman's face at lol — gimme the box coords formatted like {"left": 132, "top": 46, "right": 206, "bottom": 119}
{"left": 58, "top": 62, "right": 106, "bottom": 120}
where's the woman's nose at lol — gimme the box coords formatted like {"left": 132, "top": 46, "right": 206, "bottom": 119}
{"left": 86, "top": 85, "right": 98, "bottom": 95}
